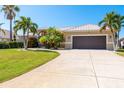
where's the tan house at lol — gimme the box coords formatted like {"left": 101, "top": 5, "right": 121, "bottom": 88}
{"left": 0, "top": 29, "right": 20, "bottom": 42}
{"left": 59, "top": 24, "right": 114, "bottom": 50}
{"left": 0, "top": 29, "right": 9, "bottom": 41}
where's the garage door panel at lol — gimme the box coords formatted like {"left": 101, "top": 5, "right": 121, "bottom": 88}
{"left": 73, "top": 36, "right": 106, "bottom": 49}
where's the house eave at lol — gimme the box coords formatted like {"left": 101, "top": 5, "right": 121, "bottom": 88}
{"left": 61, "top": 29, "right": 111, "bottom": 33}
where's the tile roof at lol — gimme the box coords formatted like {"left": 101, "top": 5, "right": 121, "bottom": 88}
{"left": 59, "top": 24, "right": 101, "bottom": 32}
{"left": 38, "top": 24, "right": 110, "bottom": 33}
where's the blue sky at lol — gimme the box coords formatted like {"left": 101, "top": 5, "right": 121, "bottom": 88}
{"left": 0, "top": 5, "right": 124, "bottom": 37}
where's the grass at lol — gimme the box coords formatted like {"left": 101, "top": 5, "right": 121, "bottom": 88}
{"left": 116, "top": 49, "right": 124, "bottom": 56}
{"left": 0, "top": 49, "right": 59, "bottom": 83}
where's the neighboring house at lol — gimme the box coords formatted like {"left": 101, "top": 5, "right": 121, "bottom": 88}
{"left": 119, "top": 37, "right": 124, "bottom": 48}
{"left": 0, "top": 29, "right": 11, "bottom": 41}
{"left": 17, "top": 34, "right": 38, "bottom": 42}
{"left": 16, "top": 36, "right": 25, "bottom": 42}
{"left": 37, "top": 27, "right": 47, "bottom": 37}
{"left": 38, "top": 24, "right": 114, "bottom": 50}
{"left": 0, "top": 29, "right": 19, "bottom": 42}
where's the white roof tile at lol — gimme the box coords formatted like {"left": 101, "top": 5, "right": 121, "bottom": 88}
{"left": 59, "top": 24, "right": 101, "bottom": 32}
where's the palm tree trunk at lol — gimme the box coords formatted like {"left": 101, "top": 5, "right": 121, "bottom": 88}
{"left": 10, "top": 19, "right": 13, "bottom": 41}
{"left": 110, "top": 27, "right": 116, "bottom": 51}
{"left": 117, "top": 31, "right": 120, "bottom": 48}
{"left": 25, "top": 30, "right": 29, "bottom": 49}
{"left": 115, "top": 31, "right": 120, "bottom": 50}
{"left": 23, "top": 31, "right": 26, "bottom": 49}
{"left": 112, "top": 33, "right": 116, "bottom": 51}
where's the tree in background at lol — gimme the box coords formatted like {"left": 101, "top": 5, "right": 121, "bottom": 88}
{"left": 1, "top": 5, "right": 20, "bottom": 41}
{"left": 14, "top": 16, "right": 38, "bottom": 49}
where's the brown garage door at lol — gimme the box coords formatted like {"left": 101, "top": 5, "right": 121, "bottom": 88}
{"left": 73, "top": 36, "right": 106, "bottom": 49}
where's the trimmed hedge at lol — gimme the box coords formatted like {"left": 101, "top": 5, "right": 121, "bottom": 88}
{"left": 17, "top": 42, "right": 24, "bottom": 48}
{"left": 0, "top": 42, "right": 9, "bottom": 49}
{"left": 0, "top": 42, "right": 24, "bottom": 49}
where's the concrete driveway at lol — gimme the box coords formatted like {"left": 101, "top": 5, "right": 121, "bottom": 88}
{"left": 0, "top": 49, "right": 124, "bottom": 88}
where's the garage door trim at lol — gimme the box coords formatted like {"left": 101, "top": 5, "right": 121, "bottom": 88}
{"left": 71, "top": 34, "right": 108, "bottom": 49}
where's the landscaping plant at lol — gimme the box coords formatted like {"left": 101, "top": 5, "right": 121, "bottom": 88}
{"left": 39, "top": 27, "right": 64, "bottom": 49}
{"left": 0, "top": 42, "right": 23, "bottom": 49}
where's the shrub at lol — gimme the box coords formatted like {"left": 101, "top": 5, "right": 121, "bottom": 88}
{"left": 28, "top": 36, "right": 38, "bottom": 48}
{"left": 39, "top": 27, "right": 64, "bottom": 49}
{"left": 39, "top": 36, "right": 47, "bottom": 44}
{"left": 0, "top": 42, "right": 24, "bottom": 49}
{"left": 18, "top": 42, "right": 24, "bottom": 48}
{"left": 0, "top": 42, "right": 9, "bottom": 49}
{"left": 9, "top": 42, "right": 18, "bottom": 48}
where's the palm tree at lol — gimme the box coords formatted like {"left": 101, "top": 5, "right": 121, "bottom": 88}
{"left": 113, "top": 14, "right": 124, "bottom": 48}
{"left": 14, "top": 16, "right": 38, "bottom": 49}
{"left": 99, "top": 11, "right": 118, "bottom": 50}
{"left": 1, "top": 5, "right": 20, "bottom": 41}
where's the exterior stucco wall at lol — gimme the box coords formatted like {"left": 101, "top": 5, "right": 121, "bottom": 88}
{"left": 107, "top": 43, "right": 113, "bottom": 50}
{"left": 62, "top": 31, "right": 114, "bottom": 50}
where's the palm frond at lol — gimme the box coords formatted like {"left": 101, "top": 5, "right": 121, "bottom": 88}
{"left": 99, "top": 25, "right": 106, "bottom": 32}
{"left": 1, "top": 5, "right": 20, "bottom": 20}
{"left": 121, "top": 16, "right": 124, "bottom": 20}
{"left": 13, "top": 16, "right": 38, "bottom": 37}
{"left": 121, "top": 25, "right": 124, "bottom": 27}
{"left": 98, "top": 20, "right": 105, "bottom": 26}
{"left": 14, "top": 6, "right": 20, "bottom": 12}
{"left": 0, "top": 23, "right": 4, "bottom": 26}
{"left": 0, "top": 28, "right": 6, "bottom": 35}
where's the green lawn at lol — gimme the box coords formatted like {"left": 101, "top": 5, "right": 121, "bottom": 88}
{"left": 116, "top": 49, "right": 124, "bottom": 56}
{"left": 116, "top": 52, "right": 124, "bottom": 56}
{"left": 0, "top": 49, "right": 59, "bottom": 83}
